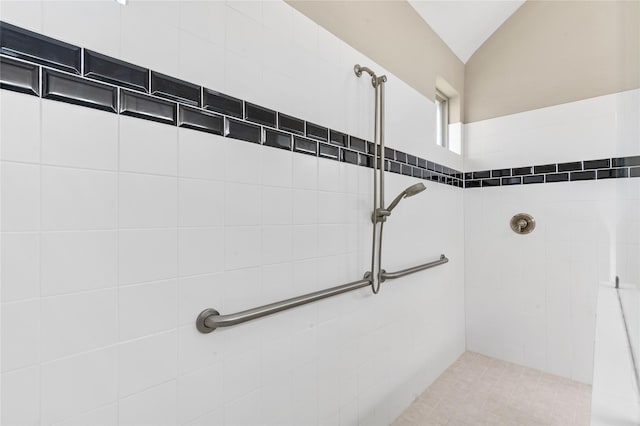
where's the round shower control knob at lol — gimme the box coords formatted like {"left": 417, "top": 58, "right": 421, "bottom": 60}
{"left": 510, "top": 213, "right": 535, "bottom": 234}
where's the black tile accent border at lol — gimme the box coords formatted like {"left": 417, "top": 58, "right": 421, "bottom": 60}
{"left": 598, "top": 168, "right": 628, "bottom": 179}
{"left": 306, "top": 122, "right": 328, "bottom": 142}
{"left": 84, "top": 50, "right": 148, "bottom": 93}
{"left": 245, "top": 102, "right": 276, "bottom": 127}
{"left": 120, "top": 89, "right": 176, "bottom": 124}
{"left": 226, "top": 118, "right": 261, "bottom": 144}
{"left": 0, "top": 55, "right": 39, "bottom": 95}
{"left": 546, "top": 173, "right": 569, "bottom": 183}
{"left": 319, "top": 143, "right": 339, "bottom": 159}
{"left": 523, "top": 175, "right": 544, "bottom": 185}
{"left": 151, "top": 72, "right": 200, "bottom": 107}
{"left": 0, "top": 21, "right": 81, "bottom": 74}
{"left": 178, "top": 105, "right": 223, "bottom": 135}
{"left": 570, "top": 171, "right": 596, "bottom": 181}
{"left": 278, "top": 113, "right": 304, "bottom": 135}
{"left": 203, "top": 89, "right": 243, "bottom": 118}
{"left": 43, "top": 68, "right": 117, "bottom": 113}
{"left": 557, "top": 161, "right": 582, "bottom": 172}
{"left": 534, "top": 164, "right": 556, "bottom": 174}
{"left": 349, "top": 136, "right": 367, "bottom": 153}
{"left": 330, "top": 130, "right": 348, "bottom": 147}
{"left": 264, "top": 129, "right": 292, "bottom": 150}
{"left": 2, "top": 22, "right": 636, "bottom": 192}
{"left": 293, "top": 136, "right": 317, "bottom": 156}
{"left": 613, "top": 156, "right": 640, "bottom": 168}
{"left": 341, "top": 149, "right": 358, "bottom": 165}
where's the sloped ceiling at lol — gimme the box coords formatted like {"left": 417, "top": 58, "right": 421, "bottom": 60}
{"left": 408, "top": 0, "right": 526, "bottom": 63}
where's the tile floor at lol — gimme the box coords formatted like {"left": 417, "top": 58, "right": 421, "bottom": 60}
{"left": 393, "top": 352, "right": 592, "bottom": 426}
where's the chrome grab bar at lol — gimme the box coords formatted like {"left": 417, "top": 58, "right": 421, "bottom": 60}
{"left": 380, "top": 254, "right": 448, "bottom": 282}
{"left": 196, "top": 254, "right": 449, "bottom": 333}
{"left": 196, "top": 277, "right": 372, "bottom": 333}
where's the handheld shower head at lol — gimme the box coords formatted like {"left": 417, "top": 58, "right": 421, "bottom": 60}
{"left": 372, "top": 183, "right": 426, "bottom": 223}
{"left": 386, "top": 183, "right": 426, "bottom": 212}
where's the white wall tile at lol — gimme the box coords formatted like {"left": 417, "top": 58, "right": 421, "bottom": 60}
{"left": 54, "top": 403, "right": 118, "bottom": 426}
{"left": 41, "top": 0, "right": 121, "bottom": 57}
{"left": 177, "top": 363, "right": 224, "bottom": 424}
{"left": 292, "top": 225, "right": 318, "bottom": 261}
{"left": 226, "top": 0, "right": 262, "bottom": 22}
{"left": 225, "top": 183, "right": 261, "bottom": 226}
{"left": 119, "top": 331, "right": 178, "bottom": 397}
{"left": 119, "top": 116, "right": 178, "bottom": 176}
{"left": 0, "top": 90, "right": 40, "bottom": 163}
{"left": 1, "top": 366, "right": 40, "bottom": 426}
{"left": 292, "top": 150, "right": 318, "bottom": 190}
{"left": 224, "top": 390, "right": 262, "bottom": 426}
{"left": 261, "top": 147, "right": 292, "bottom": 188}
{"left": 1, "top": 300, "right": 40, "bottom": 372}
{"left": 1, "top": 161, "right": 40, "bottom": 231}
{"left": 41, "top": 289, "right": 118, "bottom": 362}
{"left": 118, "top": 380, "right": 178, "bottom": 426}
{"left": 262, "top": 225, "right": 292, "bottom": 265}
{"left": 119, "top": 229, "right": 178, "bottom": 285}
{"left": 178, "top": 273, "right": 224, "bottom": 326}
{"left": 120, "top": 2, "right": 179, "bottom": 76}
{"left": 179, "top": 31, "right": 225, "bottom": 90}
{"left": 119, "top": 279, "right": 178, "bottom": 341}
{"left": 41, "top": 100, "right": 118, "bottom": 170}
{"left": 179, "top": 0, "right": 226, "bottom": 44}
{"left": 1, "top": 232, "right": 39, "bottom": 302}
{"left": 41, "top": 166, "right": 117, "bottom": 231}
{"left": 178, "top": 129, "right": 226, "bottom": 181}
{"left": 41, "top": 346, "right": 117, "bottom": 425}
{"left": 225, "top": 226, "right": 261, "bottom": 270}
{"left": 119, "top": 173, "right": 178, "bottom": 228}
{"left": 317, "top": 158, "right": 341, "bottom": 193}
{"left": 222, "top": 349, "right": 261, "bottom": 404}
{"left": 179, "top": 178, "right": 225, "bottom": 227}
{"left": 179, "top": 227, "right": 225, "bottom": 276}
{"left": 261, "top": 186, "right": 292, "bottom": 225}
{"left": 0, "top": 0, "right": 42, "bottom": 31}
{"left": 292, "top": 189, "right": 318, "bottom": 225}
{"left": 41, "top": 230, "right": 117, "bottom": 296}
{"left": 224, "top": 137, "right": 262, "bottom": 184}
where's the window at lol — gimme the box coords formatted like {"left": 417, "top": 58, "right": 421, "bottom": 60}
{"left": 435, "top": 89, "right": 449, "bottom": 148}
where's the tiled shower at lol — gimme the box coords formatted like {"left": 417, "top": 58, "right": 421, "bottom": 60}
{"left": 0, "top": 1, "right": 638, "bottom": 425}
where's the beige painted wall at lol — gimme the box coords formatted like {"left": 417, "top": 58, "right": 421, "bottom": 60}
{"left": 465, "top": 0, "right": 640, "bottom": 123}
{"left": 286, "top": 0, "right": 465, "bottom": 122}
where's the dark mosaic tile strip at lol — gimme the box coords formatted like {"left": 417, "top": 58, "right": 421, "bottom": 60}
{"left": 151, "top": 71, "right": 200, "bottom": 107}
{"left": 0, "top": 21, "right": 80, "bottom": 74}
{"left": 631, "top": 167, "right": 640, "bottom": 178}
{"left": 245, "top": 102, "right": 276, "bottom": 127}
{"left": 84, "top": 50, "right": 148, "bottom": 93}
{"left": 203, "top": 89, "right": 243, "bottom": 118}
{"left": 341, "top": 149, "right": 358, "bottom": 165}
{"left": 613, "top": 156, "right": 640, "bottom": 168}
{"left": 278, "top": 112, "right": 304, "bottom": 135}
{"left": 330, "top": 130, "right": 348, "bottom": 147}
{"left": 0, "top": 55, "right": 39, "bottom": 96}
{"left": 120, "top": 89, "right": 176, "bottom": 124}
{"left": 598, "top": 168, "right": 628, "bottom": 179}
{"left": 264, "top": 128, "right": 292, "bottom": 151}
{"left": 293, "top": 136, "right": 317, "bottom": 156}
{"left": 43, "top": 68, "right": 117, "bottom": 113}
{"left": 306, "top": 122, "right": 328, "bottom": 142}
{"left": 226, "top": 118, "right": 261, "bottom": 144}
{"left": 0, "top": 23, "right": 465, "bottom": 190}
{"left": 178, "top": 105, "right": 223, "bottom": 135}
{"left": 319, "top": 143, "right": 339, "bottom": 160}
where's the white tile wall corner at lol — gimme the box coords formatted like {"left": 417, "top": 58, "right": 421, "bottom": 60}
{"left": 0, "top": 1, "right": 466, "bottom": 425}
{"left": 463, "top": 87, "right": 640, "bottom": 384}
{"left": 464, "top": 88, "right": 640, "bottom": 171}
